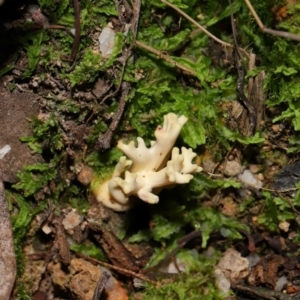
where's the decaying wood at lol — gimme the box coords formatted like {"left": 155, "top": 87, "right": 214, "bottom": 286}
{"left": 87, "top": 208, "right": 141, "bottom": 273}
{"left": 239, "top": 53, "right": 266, "bottom": 134}
{"left": 92, "top": 271, "right": 110, "bottom": 300}
{"left": 53, "top": 216, "right": 71, "bottom": 265}
{"left": 230, "top": 0, "right": 257, "bottom": 136}
{"left": 0, "top": 172, "right": 16, "bottom": 300}
{"left": 248, "top": 54, "right": 266, "bottom": 131}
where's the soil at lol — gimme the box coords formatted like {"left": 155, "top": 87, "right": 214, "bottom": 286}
{"left": 0, "top": 81, "right": 42, "bottom": 182}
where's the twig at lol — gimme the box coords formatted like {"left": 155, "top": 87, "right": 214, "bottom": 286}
{"left": 100, "top": 0, "right": 141, "bottom": 104}
{"left": 239, "top": 229, "right": 256, "bottom": 252}
{"left": 144, "top": 230, "right": 202, "bottom": 274}
{"left": 74, "top": 252, "right": 157, "bottom": 285}
{"left": 135, "top": 40, "right": 196, "bottom": 76}
{"left": 230, "top": 0, "right": 256, "bottom": 135}
{"left": 244, "top": 0, "right": 300, "bottom": 42}
{"left": 97, "top": 82, "right": 130, "bottom": 151}
{"left": 177, "top": 230, "right": 202, "bottom": 245}
{"left": 65, "top": 0, "right": 81, "bottom": 73}
{"left": 275, "top": 192, "right": 300, "bottom": 216}
{"left": 160, "top": 0, "right": 249, "bottom": 58}
{"left": 69, "top": 0, "right": 81, "bottom": 62}
{"left": 242, "top": 181, "right": 299, "bottom": 194}
{"left": 232, "top": 284, "right": 296, "bottom": 300}
{"left": 0, "top": 172, "right": 16, "bottom": 300}
{"left": 131, "top": 0, "right": 141, "bottom": 40}
{"left": 92, "top": 271, "right": 111, "bottom": 300}
{"left": 93, "top": 0, "right": 141, "bottom": 141}
{"left": 99, "top": 58, "right": 128, "bottom": 106}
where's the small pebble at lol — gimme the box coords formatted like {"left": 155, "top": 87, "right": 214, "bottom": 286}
{"left": 238, "top": 169, "right": 263, "bottom": 189}
{"left": 249, "top": 164, "right": 261, "bottom": 174}
{"left": 224, "top": 160, "right": 243, "bottom": 177}
{"left": 99, "top": 26, "right": 116, "bottom": 58}
{"left": 272, "top": 124, "right": 281, "bottom": 133}
{"left": 62, "top": 210, "right": 82, "bottom": 232}
{"left": 257, "top": 173, "right": 264, "bottom": 181}
{"left": 278, "top": 221, "right": 290, "bottom": 232}
{"left": 77, "top": 166, "right": 93, "bottom": 185}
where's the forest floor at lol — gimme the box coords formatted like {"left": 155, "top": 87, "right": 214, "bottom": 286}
{"left": 1, "top": 0, "right": 300, "bottom": 299}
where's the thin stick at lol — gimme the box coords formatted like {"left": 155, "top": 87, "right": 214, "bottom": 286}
{"left": 98, "top": 82, "right": 130, "bottom": 150}
{"left": 243, "top": 0, "right": 264, "bottom": 30}
{"left": 263, "top": 28, "right": 300, "bottom": 42}
{"left": 135, "top": 40, "right": 196, "bottom": 76}
{"left": 244, "top": 0, "right": 300, "bottom": 42}
{"left": 160, "top": 0, "right": 231, "bottom": 48}
{"left": 75, "top": 252, "right": 157, "bottom": 285}
{"left": 160, "top": 0, "right": 249, "bottom": 58}
{"left": 69, "top": 0, "right": 81, "bottom": 62}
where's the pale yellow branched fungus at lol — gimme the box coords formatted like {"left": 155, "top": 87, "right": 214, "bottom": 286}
{"left": 91, "top": 113, "right": 202, "bottom": 211}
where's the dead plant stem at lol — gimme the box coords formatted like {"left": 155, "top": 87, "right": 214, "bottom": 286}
{"left": 75, "top": 252, "right": 157, "bottom": 285}
{"left": 160, "top": 0, "right": 249, "bottom": 58}
{"left": 135, "top": 40, "right": 196, "bottom": 76}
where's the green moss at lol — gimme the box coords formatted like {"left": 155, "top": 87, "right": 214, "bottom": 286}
{"left": 141, "top": 250, "right": 225, "bottom": 300}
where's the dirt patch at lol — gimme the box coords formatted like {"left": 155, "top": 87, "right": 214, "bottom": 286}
{"left": 0, "top": 82, "right": 42, "bottom": 182}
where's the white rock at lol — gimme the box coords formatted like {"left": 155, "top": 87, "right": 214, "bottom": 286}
{"left": 214, "top": 268, "right": 231, "bottom": 295}
{"left": 217, "top": 248, "right": 249, "bottom": 282}
{"left": 224, "top": 160, "right": 243, "bottom": 177}
{"left": 238, "top": 169, "right": 262, "bottom": 189}
{"left": 275, "top": 276, "right": 288, "bottom": 291}
{"left": 41, "top": 223, "right": 52, "bottom": 234}
{"left": 62, "top": 210, "right": 82, "bottom": 231}
{"left": 99, "top": 27, "right": 116, "bottom": 58}
{"left": 246, "top": 252, "right": 260, "bottom": 268}
{"left": 249, "top": 164, "right": 261, "bottom": 174}
{"left": 0, "top": 145, "right": 11, "bottom": 160}
{"left": 279, "top": 221, "right": 290, "bottom": 232}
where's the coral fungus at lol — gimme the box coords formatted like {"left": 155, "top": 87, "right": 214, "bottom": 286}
{"left": 91, "top": 113, "right": 202, "bottom": 211}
